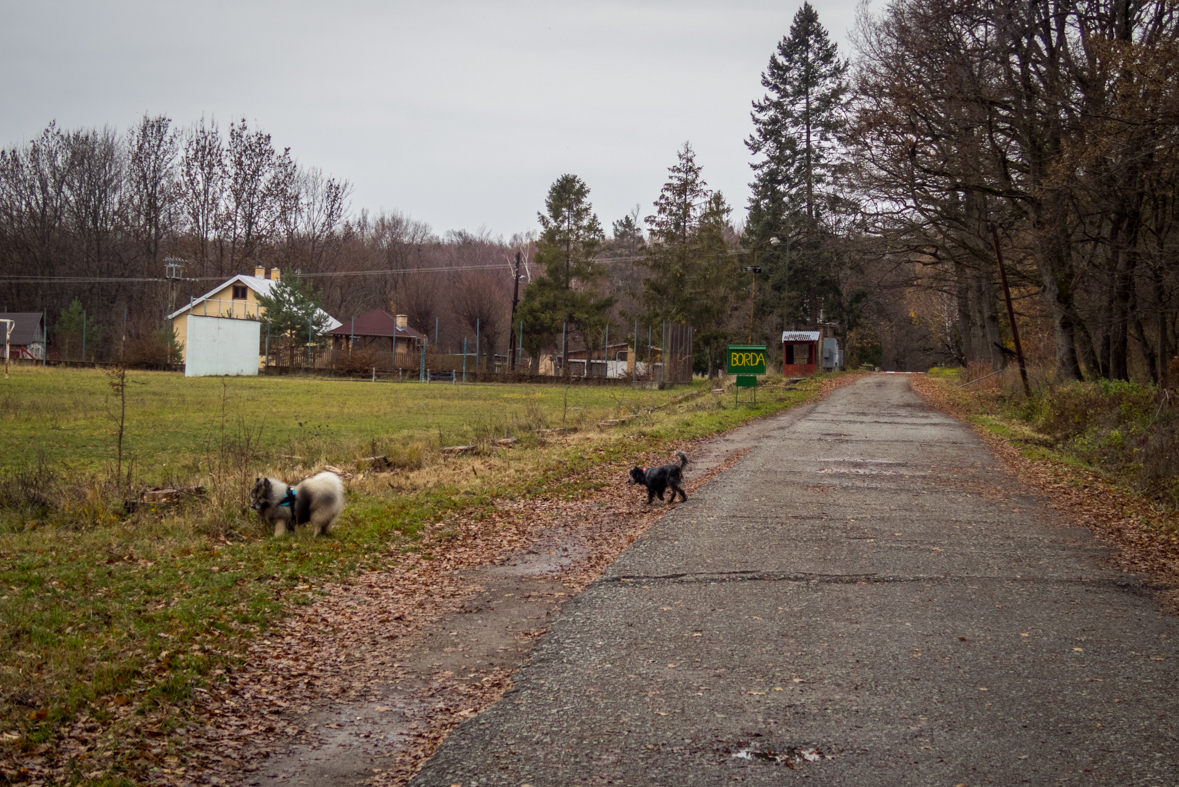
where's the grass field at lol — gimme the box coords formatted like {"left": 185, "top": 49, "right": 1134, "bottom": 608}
{"left": 0, "top": 366, "right": 832, "bottom": 784}
{"left": 0, "top": 367, "right": 681, "bottom": 480}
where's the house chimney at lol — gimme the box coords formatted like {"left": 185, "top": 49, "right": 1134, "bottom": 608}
{"left": 269, "top": 268, "right": 281, "bottom": 281}
{"left": 254, "top": 266, "right": 265, "bottom": 278}
{"left": 395, "top": 314, "right": 408, "bottom": 329}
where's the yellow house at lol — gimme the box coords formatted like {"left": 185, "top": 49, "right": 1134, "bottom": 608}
{"left": 167, "top": 267, "right": 342, "bottom": 364}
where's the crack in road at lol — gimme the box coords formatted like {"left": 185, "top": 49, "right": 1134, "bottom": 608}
{"left": 605, "top": 570, "right": 1162, "bottom": 589}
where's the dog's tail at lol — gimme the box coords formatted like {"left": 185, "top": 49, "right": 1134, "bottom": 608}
{"left": 675, "top": 450, "right": 688, "bottom": 468}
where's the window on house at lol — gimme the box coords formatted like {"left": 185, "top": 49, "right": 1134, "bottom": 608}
{"left": 232, "top": 285, "right": 248, "bottom": 300}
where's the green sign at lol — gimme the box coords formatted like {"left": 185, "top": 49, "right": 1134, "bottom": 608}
{"left": 736, "top": 375, "right": 758, "bottom": 388}
{"left": 726, "top": 345, "right": 767, "bottom": 376}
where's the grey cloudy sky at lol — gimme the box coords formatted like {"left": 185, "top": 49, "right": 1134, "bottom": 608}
{"left": 1, "top": 0, "right": 863, "bottom": 239}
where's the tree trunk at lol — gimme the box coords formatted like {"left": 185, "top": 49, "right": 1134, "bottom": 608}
{"left": 954, "top": 262, "right": 977, "bottom": 363}
{"left": 1033, "top": 196, "right": 1082, "bottom": 382}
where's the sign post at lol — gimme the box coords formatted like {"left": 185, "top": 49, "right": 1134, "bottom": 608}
{"left": 726, "top": 344, "right": 767, "bottom": 404}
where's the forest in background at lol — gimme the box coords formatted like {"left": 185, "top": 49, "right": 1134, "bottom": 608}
{"left": 2, "top": 0, "right": 1178, "bottom": 383}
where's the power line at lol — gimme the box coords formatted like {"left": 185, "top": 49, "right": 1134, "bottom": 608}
{"left": 0, "top": 250, "right": 752, "bottom": 286}
{"left": 0, "top": 263, "right": 513, "bottom": 285}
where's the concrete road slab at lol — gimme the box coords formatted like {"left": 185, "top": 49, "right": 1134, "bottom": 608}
{"left": 409, "top": 375, "right": 1178, "bottom": 786}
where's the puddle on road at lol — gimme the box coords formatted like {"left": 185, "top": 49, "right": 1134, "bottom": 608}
{"left": 818, "top": 467, "right": 931, "bottom": 476}
{"left": 812, "top": 458, "right": 905, "bottom": 464}
{"left": 730, "top": 742, "right": 833, "bottom": 767}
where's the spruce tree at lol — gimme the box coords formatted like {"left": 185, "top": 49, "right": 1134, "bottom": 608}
{"left": 748, "top": 1, "right": 847, "bottom": 225}
{"left": 642, "top": 143, "right": 743, "bottom": 375}
{"left": 642, "top": 142, "right": 711, "bottom": 323}
{"left": 254, "top": 275, "right": 333, "bottom": 367}
{"left": 745, "top": 2, "right": 850, "bottom": 333}
{"left": 518, "top": 174, "right": 611, "bottom": 366}
{"left": 692, "top": 191, "right": 743, "bottom": 377}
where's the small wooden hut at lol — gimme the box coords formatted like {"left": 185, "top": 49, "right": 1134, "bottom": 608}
{"left": 782, "top": 330, "right": 821, "bottom": 377}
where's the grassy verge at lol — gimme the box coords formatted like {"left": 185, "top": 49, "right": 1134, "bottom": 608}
{"left": 0, "top": 368, "right": 832, "bottom": 783}
{"left": 923, "top": 366, "right": 1179, "bottom": 507}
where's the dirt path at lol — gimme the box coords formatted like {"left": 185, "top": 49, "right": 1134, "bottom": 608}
{"left": 182, "top": 394, "right": 818, "bottom": 787}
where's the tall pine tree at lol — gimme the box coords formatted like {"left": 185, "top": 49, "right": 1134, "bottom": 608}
{"left": 642, "top": 143, "right": 742, "bottom": 376}
{"left": 517, "top": 174, "right": 610, "bottom": 370}
{"left": 748, "top": 1, "right": 847, "bottom": 224}
{"left": 746, "top": 2, "right": 850, "bottom": 333}
{"left": 693, "top": 191, "right": 743, "bottom": 377}
{"left": 642, "top": 142, "right": 711, "bottom": 324}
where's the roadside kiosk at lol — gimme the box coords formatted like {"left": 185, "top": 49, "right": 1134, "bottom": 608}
{"left": 726, "top": 344, "right": 767, "bottom": 404}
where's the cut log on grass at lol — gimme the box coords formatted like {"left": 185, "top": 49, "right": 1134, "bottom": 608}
{"left": 597, "top": 418, "right": 632, "bottom": 429}
{"left": 357, "top": 456, "right": 392, "bottom": 471}
{"left": 441, "top": 445, "right": 476, "bottom": 456}
{"left": 142, "top": 486, "right": 206, "bottom": 503}
{"left": 125, "top": 485, "right": 206, "bottom": 515}
{"left": 321, "top": 464, "right": 355, "bottom": 481}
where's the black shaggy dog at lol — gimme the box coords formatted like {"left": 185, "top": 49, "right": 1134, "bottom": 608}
{"left": 629, "top": 450, "right": 689, "bottom": 504}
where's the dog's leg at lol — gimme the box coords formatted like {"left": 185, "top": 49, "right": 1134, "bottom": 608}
{"left": 272, "top": 508, "right": 294, "bottom": 537}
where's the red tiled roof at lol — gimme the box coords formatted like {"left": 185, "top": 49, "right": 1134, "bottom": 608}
{"left": 328, "top": 309, "right": 425, "bottom": 340}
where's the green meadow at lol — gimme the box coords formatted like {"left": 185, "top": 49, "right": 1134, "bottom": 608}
{"left": 0, "top": 367, "right": 682, "bottom": 480}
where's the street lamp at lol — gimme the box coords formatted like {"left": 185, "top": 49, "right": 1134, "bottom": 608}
{"left": 744, "top": 236, "right": 780, "bottom": 342}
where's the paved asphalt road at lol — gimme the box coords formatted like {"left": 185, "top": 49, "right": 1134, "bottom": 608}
{"left": 409, "top": 375, "right": 1178, "bottom": 786}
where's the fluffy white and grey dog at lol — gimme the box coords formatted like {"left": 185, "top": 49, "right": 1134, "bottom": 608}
{"left": 250, "top": 471, "right": 345, "bottom": 537}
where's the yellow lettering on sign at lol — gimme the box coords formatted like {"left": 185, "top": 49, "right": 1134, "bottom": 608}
{"left": 730, "top": 352, "right": 766, "bottom": 368}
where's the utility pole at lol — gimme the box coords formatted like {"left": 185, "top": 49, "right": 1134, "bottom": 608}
{"left": 990, "top": 223, "right": 1030, "bottom": 396}
{"left": 164, "top": 257, "right": 186, "bottom": 320}
{"left": 508, "top": 251, "right": 522, "bottom": 371}
{"left": 744, "top": 266, "right": 762, "bottom": 343}
{"left": 744, "top": 237, "right": 777, "bottom": 342}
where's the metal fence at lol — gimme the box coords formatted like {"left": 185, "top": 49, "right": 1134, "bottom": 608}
{"left": 315, "top": 321, "right": 694, "bottom": 385}
{"left": 19, "top": 302, "right": 696, "bottom": 387}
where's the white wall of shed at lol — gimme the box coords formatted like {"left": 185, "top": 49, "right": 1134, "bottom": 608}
{"left": 185, "top": 316, "right": 260, "bottom": 377}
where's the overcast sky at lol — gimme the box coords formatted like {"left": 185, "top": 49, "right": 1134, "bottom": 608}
{"left": 1, "top": 0, "right": 864, "bottom": 240}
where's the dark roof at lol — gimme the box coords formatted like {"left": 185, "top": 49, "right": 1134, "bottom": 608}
{"left": 328, "top": 309, "right": 426, "bottom": 340}
{"left": 0, "top": 313, "right": 45, "bottom": 345}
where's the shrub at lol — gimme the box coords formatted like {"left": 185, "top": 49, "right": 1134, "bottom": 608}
{"left": 1140, "top": 409, "right": 1179, "bottom": 507}
{"left": 0, "top": 453, "right": 61, "bottom": 522}
{"left": 123, "top": 325, "right": 181, "bottom": 367}
{"left": 1024, "top": 378, "right": 1177, "bottom": 504}
{"left": 1032, "top": 380, "right": 1154, "bottom": 444}
{"left": 336, "top": 345, "right": 383, "bottom": 377}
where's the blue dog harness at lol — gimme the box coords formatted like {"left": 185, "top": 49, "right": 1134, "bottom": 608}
{"left": 279, "top": 486, "right": 298, "bottom": 507}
